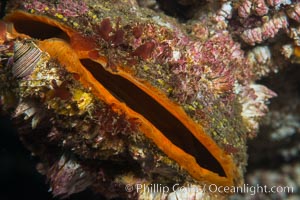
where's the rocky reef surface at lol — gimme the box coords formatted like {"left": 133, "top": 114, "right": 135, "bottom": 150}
{"left": 0, "top": 0, "right": 299, "bottom": 199}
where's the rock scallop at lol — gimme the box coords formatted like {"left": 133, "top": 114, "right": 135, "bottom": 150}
{"left": 0, "top": 0, "right": 277, "bottom": 199}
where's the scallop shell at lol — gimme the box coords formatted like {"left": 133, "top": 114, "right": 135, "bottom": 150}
{"left": 0, "top": 0, "right": 279, "bottom": 199}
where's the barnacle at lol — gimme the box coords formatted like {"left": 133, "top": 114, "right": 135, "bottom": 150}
{"left": 240, "top": 12, "right": 289, "bottom": 45}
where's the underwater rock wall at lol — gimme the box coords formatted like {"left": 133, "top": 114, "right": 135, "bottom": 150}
{"left": 0, "top": 0, "right": 299, "bottom": 199}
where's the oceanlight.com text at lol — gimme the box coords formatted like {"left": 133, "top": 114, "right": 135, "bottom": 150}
{"left": 125, "top": 183, "right": 294, "bottom": 196}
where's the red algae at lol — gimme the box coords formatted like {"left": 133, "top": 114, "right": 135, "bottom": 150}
{"left": 132, "top": 41, "right": 156, "bottom": 60}
{"left": 98, "top": 18, "right": 113, "bottom": 42}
